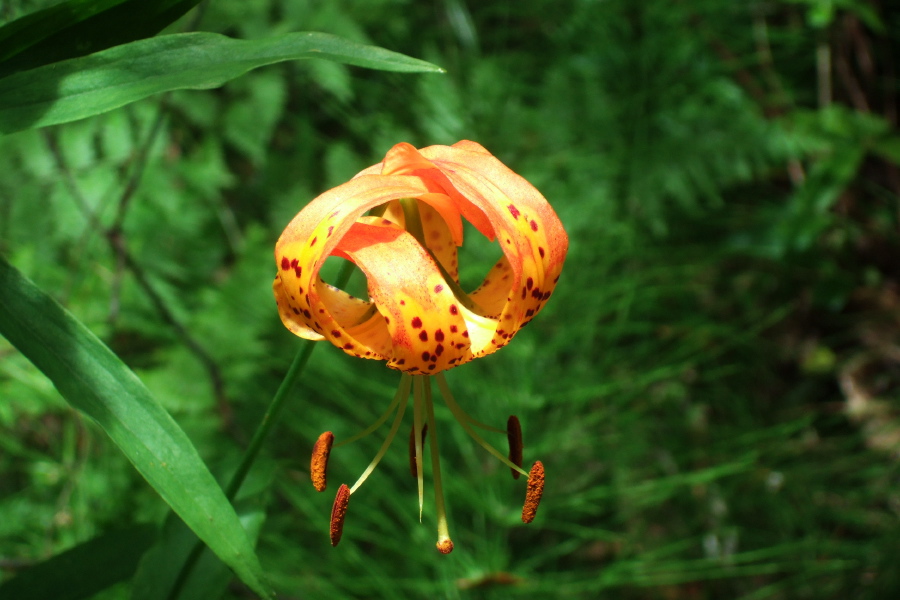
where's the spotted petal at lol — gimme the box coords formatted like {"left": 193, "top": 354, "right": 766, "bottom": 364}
{"left": 274, "top": 141, "right": 568, "bottom": 372}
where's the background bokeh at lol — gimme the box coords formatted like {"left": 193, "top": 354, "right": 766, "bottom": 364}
{"left": 2, "top": 0, "right": 899, "bottom": 598}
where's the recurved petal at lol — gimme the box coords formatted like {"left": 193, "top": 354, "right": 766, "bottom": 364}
{"left": 334, "top": 219, "right": 473, "bottom": 373}
{"left": 275, "top": 175, "right": 432, "bottom": 357}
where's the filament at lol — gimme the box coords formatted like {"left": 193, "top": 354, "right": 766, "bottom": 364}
{"left": 435, "top": 373, "right": 528, "bottom": 477}
{"left": 348, "top": 375, "right": 411, "bottom": 494}
{"left": 335, "top": 374, "right": 410, "bottom": 448}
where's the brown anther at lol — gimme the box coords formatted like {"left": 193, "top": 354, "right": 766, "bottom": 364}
{"left": 436, "top": 537, "right": 454, "bottom": 554}
{"left": 507, "top": 415, "right": 523, "bottom": 479}
{"left": 330, "top": 484, "right": 350, "bottom": 547}
{"left": 408, "top": 423, "right": 428, "bottom": 477}
{"left": 310, "top": 431, "right": 334, "bottom": 492}
{"left": 521, "top": 461, "right": 545, "bottom": 524}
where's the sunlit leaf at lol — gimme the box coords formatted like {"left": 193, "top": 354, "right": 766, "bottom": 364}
{"left": 0, "top": 31, "right": 444, "bottom": 134}
{"left": 0, "top": 255, "right": 272, "bottom": 599}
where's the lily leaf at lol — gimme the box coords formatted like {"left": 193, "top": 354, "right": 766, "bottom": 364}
{"left": 0, "top": 0, "right": 201, "bottom": 78}
{"left": 0, "top": 255, "right": 272, "bottom": 599}
{"left": 0, "top": 31, "right": 444, "bottom": 134}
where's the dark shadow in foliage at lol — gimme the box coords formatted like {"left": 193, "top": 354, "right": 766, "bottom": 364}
{"left": 0, "top": 525, "right": 156, "bottom": 600}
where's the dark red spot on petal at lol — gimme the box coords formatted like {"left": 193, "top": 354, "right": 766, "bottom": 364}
{"left": 331, "top": 330, "right": 342, "bottom": 337}
{"left": 291, "top": 258, "right": 299, "bottom": 269}
{"left": 310, "top": 236, "right": 318, "bottom": 247}
{"left": 343, "top": 343, "right": 354, "bottom": 350}
{"left": 419, "top": 331, "right": 429, "bottom": 342}
{"left": 281, "top": 257, "right": 290, "bottom": 270}
{"left": 462, "top": 331, "right": 469, "bottom": 338}
{"left": 397, "top": 358, "right": 406, "bottom": 365}
{"left": 421, "top": 351, "right": 431, "bottom": 361}
{"left": 530, "top": 220, "right": 538, "bottom": 232}
{"left": 435, "top": 344, "right": 444, "bottom": 356}
{"left": 526, "top": 277, "right": 534, "bottom": 290}
{"left": 291, "top": 307, "right": 300, "bottom": 315}
{"left": 450, "top": 325, "right": 458, "bottom": 333}
{"left": 297, "top": 286, "right": 304, "bottom": 294}
{"left": 294, "top": 266, "right": 302, "bottom": 277}
{"left": 303, "top": 309, "right": 312, "bottom": 319}
{"left": 507, "top": 204, "right": 520, "bottom": 219}
{"left": 449, "top": 305, "right": 458, "bottom": 315}
{"left": 411, "top": 317, "right": 423, "bottom": 329}
{"left": 435, "top": 329, "right": 445, "bottom": 342}
{"left": 434, "top": 284, "right": 444, "bottom": 293}
{"left": 539, "top": 247, "right": 545, "bottom": 258}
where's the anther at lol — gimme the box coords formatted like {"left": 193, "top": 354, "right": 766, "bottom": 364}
{"left": 330, "top": 484, "right": 351, "bottom": 547}
{"left": 310, "top": 431, "right": 334, "bottom": 492}
{"left": 507, "top": 415, "right": 523, "bottom": 480}
{"left": 521, "top": 461, "right": 545, "bottom": 524}
{"left": 436, "top": 537, "right": 454, "bottom": 554}
{"left": 408, "top": 423, "right": 428, "bottom": 477}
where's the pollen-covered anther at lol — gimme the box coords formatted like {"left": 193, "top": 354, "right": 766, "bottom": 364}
{"left": 330, "top": 484, "right": 351, "bottom": 547}
{"left": 310, "top": 431, "right": 334, "bottom": 492}
{"left": 507, "top": 415, "right": 523, "bottom": 480}
{"left": 521, "top": 461, "right": 545, "bottom": 524}
{"left": 437, "top": 537, "right": 454, "bottom": 554}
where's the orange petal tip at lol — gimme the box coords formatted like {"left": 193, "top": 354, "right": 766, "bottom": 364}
{"left": 521, "top": 461, "right": 545, "bottom": 524}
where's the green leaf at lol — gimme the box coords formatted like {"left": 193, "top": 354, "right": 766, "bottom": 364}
{"left": 0, "top": 525, "right": 156, "bottom": 600}
{"left": 0, "top": 0, "right": 201, "bottom": 77}
{"left": 0, "top": 31, "right": 444, "bottom": 135}
{"left": 0, "top": 255, "right": 272, "bottom": 599}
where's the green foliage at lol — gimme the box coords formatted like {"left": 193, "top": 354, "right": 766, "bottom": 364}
{"left": 2, "top": 0, "right": 899, "bottom": 599}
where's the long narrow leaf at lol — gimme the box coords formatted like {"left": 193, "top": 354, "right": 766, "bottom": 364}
{"left": 0, "top": 31, "right": 444, "bottom": 134}
{"left": 0, "top": 0, "right": 200, "bottom": 77}
{"left": 0, "top": 255, "right": 272, "bottom": 599}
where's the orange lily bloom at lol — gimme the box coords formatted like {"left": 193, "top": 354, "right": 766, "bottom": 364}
{"left": 274, "top": 140, "right": 567, "bottom": 552}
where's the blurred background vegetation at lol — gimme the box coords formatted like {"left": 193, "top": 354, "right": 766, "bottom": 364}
{"left": 2, "top": 0, "right": 900, "bottom": 598}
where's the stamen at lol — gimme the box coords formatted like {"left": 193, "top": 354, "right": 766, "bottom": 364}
{"left": 435, "top": 373, "right": 528, "bottom": 477}
{"left": 311, "top": 431, "right": 334, "bottom": 492}
{"left": 348, "top": 375, "right": 411, "bottom": 494}
{"left": 424, "top": 376, "right": 454, "bottom": 554}
{"left": 408, "top": 423, "right": 428, "bottom": 477}
{"left": 521, "top": 461, "right": 545, "bottom": 524}
{"left": 507, "top": 416, "right": 523, "bottom": 480}
{"left": 330, "top": 483, "right": 350, "bottom": 546}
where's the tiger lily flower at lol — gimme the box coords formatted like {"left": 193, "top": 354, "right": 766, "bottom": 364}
{"left": 274, "top": 140, "right": 567, "bottom": 552}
